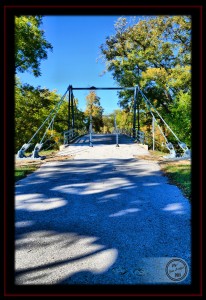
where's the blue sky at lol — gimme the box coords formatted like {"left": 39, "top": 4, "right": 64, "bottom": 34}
{"left": 17, "top": 15, "right": 136, "bottom": 114}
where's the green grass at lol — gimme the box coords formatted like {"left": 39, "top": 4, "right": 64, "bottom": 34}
{"left": 39, "top": 149, "right": 59, "bottom": 155}
{"left": 149, "top": 150, "right": 168, "bottom": 157}
{"left": 15, "top": 149, "right": 59, "bottom": 182}
{"left": 23, "top": 149, "right": 59, "bottom": 157}
{"left": 15, "top": 166, "right": 39, "bottom": 182}
{"left": 160, "top": 163, "right": 191, "bottom": 200}
{"left": 15, "top": 149, "right": 61, "bottom": 182}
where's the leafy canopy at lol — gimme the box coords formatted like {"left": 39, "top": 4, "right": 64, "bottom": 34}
{"left": 100, "top": 16, "right": 191, "bottom": 108}
{"left": 15, "top": 16, "right": 53, "bottom": 77}
{"left": 99, "top": 16, "right": 191, "bottom": 147}
{"left": 84, "top": 91, "right": 104, "bottom": 132}
{"left": 15, "top": 77, "right": 86, "bottom": 151}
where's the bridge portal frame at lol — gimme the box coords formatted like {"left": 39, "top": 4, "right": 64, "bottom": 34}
{"left": 16, "top": 84, "right": 190, "bottom": 160}
{"left": 68, "top": 85, "right": 140, "bottom": 139}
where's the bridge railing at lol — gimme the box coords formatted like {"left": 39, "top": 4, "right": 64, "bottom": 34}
{"left": 63, "top": 129, "right": 77, "bottom": 145}
{"left": 121, "top": 128, "right": 133, "bottom": 137}
{"left": 119, "top": 128, "right": 145, "bottom": 144}
{"left": 136, "top": 130, "right": 145, "bottom": 143}
{"left": 63, "top": 128, "right": 88, "bottom": 145}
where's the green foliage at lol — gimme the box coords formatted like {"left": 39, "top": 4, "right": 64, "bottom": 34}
{"left": 15, "top": 77, "right": 61, "bottom": 151}
{"left": 100, "top": 15, "right": 191, "bottom": 149}
{"left": 100, "top": 109, "right": 133, "bottom": 134}
{"left": 113, "top": 109, "right": 133, "bottom": 131}
{"left": 15, "top": 16, "right": 53, "bottom": 77}
{"left": 167, "top": 92, "right": 191, "bottom": 147}
{"left": 84, "top": 91, "right": 104, "bottom": 132}
{"left": 73, "top": 98, "right": 86, "bottom": 132}
{"left": 14, "top": 16, "right": 87, "bottom": 152}
{"left": 101, "top": 114, "right": 115, "bottom": 133}
{"left": 15, "top": 166, "right": 39, "bottom": 182}
{"left": 15, "top": 77, "right": 85, "bottom": 152}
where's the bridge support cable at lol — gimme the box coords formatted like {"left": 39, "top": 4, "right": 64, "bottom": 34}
{"left": 152, "top": 117, "right": 176, "bottom": 158}
{"left": 143, "top": 99, "right": 168, "bottom": 143}
{"left": 140, "top": 89, "right": 178, "bottom": 158}
{"left": 17, "top": 87, "right": 69, "bottom": 159}
{"left": 138, "top": 87, "right": 180, "bottom": 142}
{"left": 137, "top": 85, "right": 190, "bottom": 158}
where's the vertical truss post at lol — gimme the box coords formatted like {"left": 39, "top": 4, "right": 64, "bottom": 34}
{"left": 68, "top": 85, "right": 72, "bottom": 131}
{"left": 137, "top": 98, "right": 140, "bottom": 132}
{"left": 132, "top": 87, "right": 137, "bottom": 139}
{"left": 71, "top": 89, "right": 75, "bottom": 134}
{"left": 89, "top": 113, "right": 93, "bottom": 147}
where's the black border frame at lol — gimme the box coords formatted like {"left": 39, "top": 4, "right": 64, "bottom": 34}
{"left": 3, "top": 2, "right": 203, "bottom": 297}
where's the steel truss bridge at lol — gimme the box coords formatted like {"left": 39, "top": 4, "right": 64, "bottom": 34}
{"left": 16, "top": 85, "right": 191, "bottom": 160}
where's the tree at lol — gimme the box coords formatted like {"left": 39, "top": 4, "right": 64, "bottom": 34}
{"left": 84, "top": 91, "right": 104, "bottom": 132}
{"left": 100, "top": 110, "right": 133, "bottom": 134}
{"left": 15, "top": 79, "right": 61, "bottom": 150}
{"left": 101, "top": 114, "right": 115, "bottom": 133}
{"left": 167, "top": 91, "right": 191, "bottom": 147}
{"left": 15, "top": 78, "right": 85, "bottom": 151}
{"left": 100, "top": 16, "right": 191, "bottom": 147}
{"left": 72, "top": 98, "right": 87, "bottom": 132}
{"left": 100, "top": 16, "right": 191, "bottom": 101}
{"left": 15, "top": 16, "right": 53, "bottom": 77}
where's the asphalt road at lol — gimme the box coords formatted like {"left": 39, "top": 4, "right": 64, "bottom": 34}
{"left": 15, "top": 134, "right": 191, "bottom": 285}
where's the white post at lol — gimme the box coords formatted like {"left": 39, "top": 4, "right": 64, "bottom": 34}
{"left": 116, "top": 130, "right": 119, "bottom": 147}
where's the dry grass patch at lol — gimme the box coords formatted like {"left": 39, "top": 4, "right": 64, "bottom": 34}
{"left": 15, "top": 151, "right": 73, "bottom": 181}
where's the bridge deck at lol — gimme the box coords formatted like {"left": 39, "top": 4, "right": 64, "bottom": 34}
{"left": 59, "top": 134, "right": 148, "bottom": 159}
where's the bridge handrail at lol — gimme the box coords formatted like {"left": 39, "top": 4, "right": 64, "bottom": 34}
{"left": 63, "top": 128, "right": 88, "bottom": 145}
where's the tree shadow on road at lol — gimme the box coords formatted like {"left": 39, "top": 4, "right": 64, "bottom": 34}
{"left": 14, "top": 157, "right": 191, "bottom": 289}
